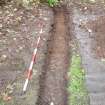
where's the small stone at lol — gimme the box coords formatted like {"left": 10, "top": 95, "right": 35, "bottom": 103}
{"left": 20, "top": 11, "right": 23, "bottom": 14}
{"left": 13, "top": 38, "right": 16, "bottom": 41}
{"left": 0, "top": 24, "right": 3, "bottom": 28}
{"left": 50, "top": 102, "right": 54, "bottom": 105}
{"left": 9, "top": 13, "right": 14, "bottom": 17}
{"left": 101, "top": 58, "right": 105, "bottom": 62}
{"left": 8, "top": 5, "right": 12, "bottom": 7}
{"left": 8, "top": 90, "right": 13, "bottom": 94}
{"left": 42, "top": 38, "right": 46, "bottom": 41}
{"left": 14, "top": 8, "right": 17, "bottom": 12}
{"left": 88, "top": 29, "right": 92, "bottom": 33}
{"left": 6, "top": 29, "right": 11, "bottom": 32}
{"left": 44, "top": 17, "right": 48, "bottom": 21}
{"left": 19, "top": 46, "right": 23, "bottom": 50}
{"left": 2, "top": 55, "right": 7, "bottom": 58}
{"left": 79, "top": 19, "right": 82, "bottom": 22}
{"left": 0, "top": 11, "right": 2, "bottom": 14}
{"left": 6, "top": 10, "right": 9, "bottom": 14}
{"left": 84, "top": 7, "right": 88, "bottom": 10}
{"left": 0, "top": 32, "right": 2, "bottom": 35}
{"left": 40, "top": 14, "right": 43, "bottom": 16}
{"left": 89, "top": 0, "right": 96, "bottom": 3}
{"left": 33, "top": 70, "right": 37, "bottom": 76}
{"left": 0, "top": 54, "right": 7, "bottom": 62}
{"left": 35, "top": 31, "right": 38, "bottom": 34}
{"left": 16, "top": 17, "right": 21, "bottom": 21}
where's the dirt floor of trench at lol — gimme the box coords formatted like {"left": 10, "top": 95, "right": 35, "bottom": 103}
{"left": 2, "top": 1, "right": 105, "bottom": 105}
{"left": 36, "top": 6, "right": 71, "bottom": 105}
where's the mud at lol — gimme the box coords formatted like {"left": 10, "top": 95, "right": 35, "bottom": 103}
{"left": 36, "top": 6, "right": 71, "bottom": 105}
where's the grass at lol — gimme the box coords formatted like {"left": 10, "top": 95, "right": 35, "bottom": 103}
{"left": 68, "top": 54, "right": 89, "bottom": 105}
{"left": 47, "top": 0, "right": 59, "bottom": 7}
{"left": 0, "top": 99, "right": 5, "bottom": 105}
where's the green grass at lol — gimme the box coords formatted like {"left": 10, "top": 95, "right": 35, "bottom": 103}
{"left": 47, "top": 0, "right": 59, "bottom": 7}
{"left": 68, "top": 54, "right": 89, "bottom": 105}
{"left": 0, "top": 99, "right": 5, "bottom": 105}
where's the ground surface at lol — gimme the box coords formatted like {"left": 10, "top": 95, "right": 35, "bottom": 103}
{"left": 72, "top": 3, "right": 105, "bottom": 105}
{"left": 1, "top": 1, "right": 105, "bottom": 105}
{"left": 0, "top": 2, "right": 53, "bottom": 105}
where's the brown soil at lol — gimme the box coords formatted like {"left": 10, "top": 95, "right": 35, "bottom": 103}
{"left": 36, "top": 6, "right": 71, "bottom": 105}
{"left": 86, "top": 16, "right": 105, "bottom": 59}
{"left": 0, "top": 2, "right": 53, "bottom": 105}
{"left": 74, "top": 3, "right": 105, "bottom": 59}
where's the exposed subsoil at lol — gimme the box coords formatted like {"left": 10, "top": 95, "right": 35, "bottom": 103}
{"left": 36, "top": 6, "right": 71, "bottom": 105}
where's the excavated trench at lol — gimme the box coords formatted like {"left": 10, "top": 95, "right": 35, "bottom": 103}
{"left": 36, "top": 6, "right": 71, "bottom": 105}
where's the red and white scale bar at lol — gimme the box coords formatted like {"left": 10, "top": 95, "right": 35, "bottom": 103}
{"left": 23, "top": 28, "right": 43, "bottom": 92}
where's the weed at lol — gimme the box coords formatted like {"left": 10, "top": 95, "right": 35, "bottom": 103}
{"left": 68, "top": 54, "right": 89, "bottom": 105}
{"left": 47, "top": 0, "right": 59, "bottom": 7}
{"left": 0, "top": 99, "right": 5, "bottom": 105}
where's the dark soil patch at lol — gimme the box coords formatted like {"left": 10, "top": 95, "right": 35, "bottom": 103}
{"left": 36, "top": 6, "right": 71, "bottom": 105}
{"left": 86, "top": 16, "right": 105, "bottom": 59}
